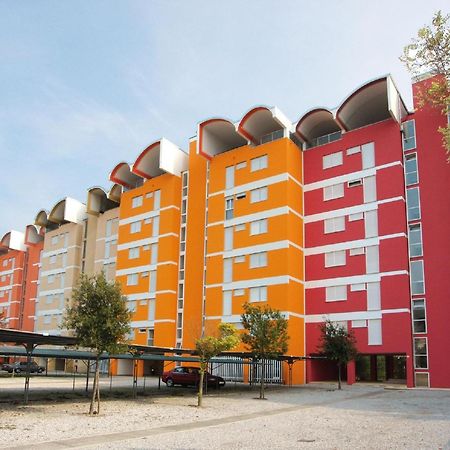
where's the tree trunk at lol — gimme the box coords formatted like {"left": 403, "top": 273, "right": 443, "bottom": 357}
{"left": 89, "top": 356, "right": 100, "bottom": 415}
{"left": 96, "top": 359, "right": 100, "bottom": 414}
{"left": 260, "top": 359, "right": 265, "bottom": 399}
{"left": 197, "top": 362, "right": 206, "bottom": 407}
{"left": 338, "top": 363, "right": 342, "bottom": 390}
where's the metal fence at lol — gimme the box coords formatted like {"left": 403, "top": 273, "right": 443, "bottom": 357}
{"left": 249, "top": 359, "right": 283, "bottom": 384}
{"left": 211, "top": 356, "right": 244, "bottom": 382}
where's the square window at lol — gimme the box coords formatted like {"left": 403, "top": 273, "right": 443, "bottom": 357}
{"left": 346, "top": 146, "right": 360, "bottom": 155}
{"left": 326, "top": 285, "right": 347, "bottom": 301}
{"left": 349, "top": 247, "right": 365, "bottom": 256}
{"left": 234, "top": 289, "right": 245, "bottom": 296}
{"left": 250, "top": 155, "right": 268, "bottom": 172}
{"left": 250, "top": 187, "right": 268, "bottom": 203}
{"left": 250, "top": 252, "right": 267, "bottom": 268}
{"left": 250, "top": 286, "right": 267, "bottom": 302}
{"left": 323, "top": 183, "right": 344, "bottom": 201}
{"left": 127, "top": 273, "right": 138, "bottom": 286}
{"left": 234, "top": 256, "right": 245, "bottom": 263}
{"left": 322, "top": 151, "right": 343, "bottom": 169}
{"left": 324, "top": 216, "right": 345, "bottom": 234}
{"left": 348, "top": 212, "right": 364, "bottom": 221}
{"left": 132, "top": 196, "right": 143, "bottom": 208}
{"left": 250, "top": 219, "right": 268, "bottom": 235}
{"left": 236, "top": 161, "right": 247, "bottom": 170}
{"left": 129, "top": 247, "right": 140, "bottom": 259}
{"left": 130, "top": 221, "right": 141, "bottom": 234}
{"left": 51, "top": 235, "right": 59, "bottom": 245}
{"left": 325, "top": 250, "right": 346, "bottom": 267}
{"left": 235, "top": 224, "right": 246, "bottom": 232}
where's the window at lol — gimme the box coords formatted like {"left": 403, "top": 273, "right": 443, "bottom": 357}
{"left": 324, "top": 216, "right": 345, "bottom": 234}
{"left": 414, "top": 337, "right": 428, "bottom": 368}
{"left": 222, "top": 291, "right": 232, "bottom": 316}
{"left": 236, "top": 192, "right": 246, "bottom": 200}
{"left": 51, "top": 235, "right": 58, "bottom": 245}
{"left": 130, "top": 221, "right": 141, "bottom": 234}
{"left": 104, "top": 241, "right": 111, "bottom": 259}
{"left": 151, "top": 244, "right": 158, "bottom": 265}
{"left": 348, "top": 212, "right": 364, "bottom": 221}
{"left": 326, "top": 285, "right": 347, "bottom": 301}
{"left": 236, "top": 161, "right": 247, "bottom": 170}
{"left": 145, "top": 192, "right": 153, "bottom": 199}
{"left": 225, "top": 166, "right": 235, "bottom": 190}
{"left": 348, "top": 179, "right": 362, "bottom": 188}
{"left": 148, "top": 329, "right": 155, "bottom": 346}
{"left": 144, "top": 218, "right": 152, "bottom": 225}
{"left": 225, "top": 197, "right": 234, "bottom": 220}
{"left": 350, "top": 283, "right": 366, "bottom": 291}
{"left": 405, "top": 153, "right": 418, "bottom": 185}
{"left": 49, "top": 255, "right": 56, "bottom": 264}
{"left": 132, "top": 196, "right": 143, "bottom": 208}
{"left": 352, "top": 320, "right": 367, "bottom": 328}
{"left": 250, "top": 219, "right": 268, "bottom": 235}
{"left": 403, "top": 120, "right": 416, "bottom": 151}
{"left": 235, "top": 224, "right": 246, "bottom": 232}
{"left": 153, "top": 190, "right": 161, "bottom": 210}
{"left": 322, "top": 151, "right": 343, "bottom": 169}
{"left": 250, "top": 252, "right": 267, "bottom": 268}
{"left": 127, "top": 273, "right": 138, "bottom": 286}
{"left": 260, "top": 129, "right": 283, "bottom": 144}
{"left": 234, "top": 289, "right": 245, "bottom": 296}
{"left": 2, "top": 260, "right": 7, "bottom": 267}
{"left": 152, "top": 216, "right": 160, "bottom": 237}
{"left": 141, "top": 272, "right": 149, "bottom": 278}
{"left": 250, "top": 187, "right": 268, "bottom": 203}
{"left": 346, "top": 146, "right": 360, "bottom": 155}
{"left": 406, "top": 188, "right": 421, "bottom": 221}
{"left": 410, "top": 260, "right": 425, "bottom": 294}
{"left": 44, "top": 315, "right": 51, "bottom": 325}
{"left": 412, "top": 299, "right": 426, "bottom": 333}
{"left": 323, "top": 183, "right": 344, "bottom": 201}
{"left": 251, "top": 155, "right": 268, "bottom": 172}
{"left": 250, "top": 286, "right": 267, "bottom": 302}
{"left": 234, "top": 256, "right": 245, "bottom": 263}
{"left": 409, "top": 224, "right": 423, "bottom": 257}
{"left": 129, "top": 247, "right": 139, "bottom": 259}
{"left": 48, "top": 274, "right": 55, "bottom": 284}
{"left": 149, "top": 271, "right": 157, "bottom": 292}
{"left": 325, "top": 250, "right": 346, "bottom": 267}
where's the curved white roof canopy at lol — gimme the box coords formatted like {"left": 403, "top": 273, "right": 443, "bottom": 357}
{"left": 238, "top": 106, "right": 290, "bottom": 144}
{"left": 132, "top": 138, "right": 188, "bottom": 179}
{"left": 295, "top": 108, "right": 342, "bottom": 145}
{"left": 87, "top": 187, "right": 119, "bottom": 215}
{"left": 48, "top": 197, "right": 87, "bottom": 225}
{"left": 0, "top": 230, "right": 26, "bottom": 253}
{"left": 108, "top": 184, "right": 123, "bottom": 203}
{"left": 198, "top": 119, "right": 247, "bottom": 159}
{"left": 336, "top": 75, "right": 408, "bottom": 131}
{"left": 109, "top": 162, "right": 142, "bottom": 189}
{"left": 25, "top": 225, "right": 44, "bottom": 245}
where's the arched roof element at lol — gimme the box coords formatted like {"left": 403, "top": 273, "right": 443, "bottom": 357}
{"left": 132, "top": 138, "right": 188, "bottom": 179}
{"left": 109, "top": 162, "right": 142, "bottom": 189}
{"left": 198, "top": 118, "right": 247, "bottom": 159}
{"left": 238, "top": 106, "right": 290, "bottom": 144}
{"left": 48, "top": 197, "right": 87, "bottom": 225}
{"left": 295, "top": 108, "right": 342, "bottom": 145}
{"left": 336, "top": 75, "right": 408, "bottom": 131}
{"left": 25, "top": 225, "right": 44, "bottom": 245}
{"left": 87, "top": 187, "right": 119, "bottom": 215}
{"left": 0, "top": 230, "right": 26, "bottom": 252}
{"left": 108, "top": 184, "right": 123, "bottom": 203}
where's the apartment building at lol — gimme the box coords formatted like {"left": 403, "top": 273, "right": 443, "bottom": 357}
{"left": 1, "top": 73, "right": 448, "bottom": 388}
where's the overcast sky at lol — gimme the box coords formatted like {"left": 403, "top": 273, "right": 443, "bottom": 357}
{"left": 1, "top": 1, "right": 448, "bottom": 235}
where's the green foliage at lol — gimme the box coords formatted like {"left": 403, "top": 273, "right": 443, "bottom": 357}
{"left": 241, "top": 303, "right": 289, "bottom": 359}
{"left": 195, "top": 323, "right": 240, "bottom": 363}
{"left": 63, "top": 272, "right": 132, "bottom": 355}
{"left": 195, "top": 323, "right": 239, "bottom": 406}
{"left": 401, "top": 10, "right": 450, "bottom": 159}
{"left": 241, "top": 303, "right": 289, "bottom": 399}
{"left": 318, "top": 320, "right": 357, "bottom": 365}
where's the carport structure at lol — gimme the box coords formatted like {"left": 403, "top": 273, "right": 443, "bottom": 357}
{"left": 0, "top": 329, "right": 319, "bottom": 403}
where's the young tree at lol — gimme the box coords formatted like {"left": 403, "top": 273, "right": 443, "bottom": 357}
{"left": 241, "top": 303, "right": 289, "bottom": 399}
{"left": 63, "top": 272, "right": 131, "bottom": 415}
{"left": 195, "top": 323, "right": 239, "bottom": 407}
{"left": 318, "top": 320, "right": 358, "bottom": 390}
{"left": 400, "top": 10, "right": 450, "bottom": 159}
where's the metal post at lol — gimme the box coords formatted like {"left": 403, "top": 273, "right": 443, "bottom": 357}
{"left": 23, "top": 343, "right": 35, "bottom": 405}
{"left": 85, "top": 360, "right": 90, "bottom": 394}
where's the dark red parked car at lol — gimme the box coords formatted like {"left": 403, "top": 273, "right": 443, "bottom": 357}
{"left": 162, "top": 366, "right": 225, "bottom": 387}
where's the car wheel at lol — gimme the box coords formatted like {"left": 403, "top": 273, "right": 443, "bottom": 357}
{"left": 8, "top": 369, "right": 12, "bottom": 374}
{"left": 166, "top": 378, "right": 174, "bottom": 387}
{"left": 38, "top": 368, "right": 44, "bottom": 374}
{"left": 14, "top": 368, "right": 21, "bottom": 374}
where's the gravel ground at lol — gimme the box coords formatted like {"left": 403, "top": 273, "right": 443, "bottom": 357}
{"left": 0, "top": 382, "right": 449, "bottom": 449}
